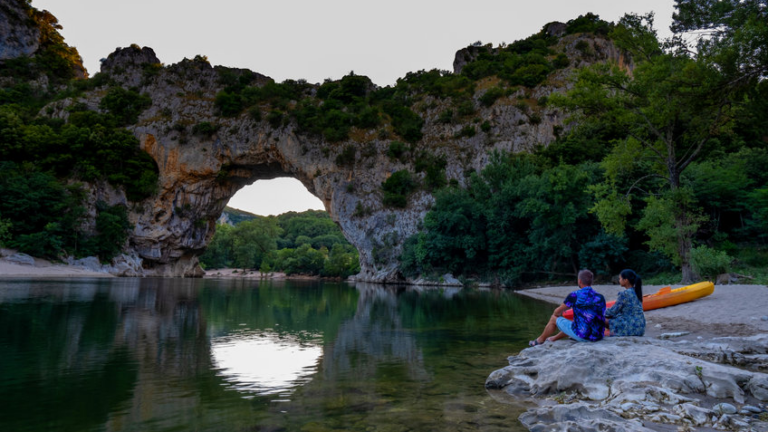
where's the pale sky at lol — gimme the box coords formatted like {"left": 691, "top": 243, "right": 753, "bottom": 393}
{"left": 32, "top": 0, "right": 676, "bottom": 216}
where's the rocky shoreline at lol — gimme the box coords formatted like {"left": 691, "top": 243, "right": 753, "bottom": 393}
{"left": 488, "top": 285, "right": 768, "bottom": 431}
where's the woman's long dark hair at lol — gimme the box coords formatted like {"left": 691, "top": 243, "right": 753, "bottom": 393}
{"left": 620, "top": 269, "right": 643, "bottom": 303}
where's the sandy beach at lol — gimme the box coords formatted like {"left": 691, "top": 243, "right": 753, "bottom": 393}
{"left": 516, "top": 283, "right": 768, "bottom": 340}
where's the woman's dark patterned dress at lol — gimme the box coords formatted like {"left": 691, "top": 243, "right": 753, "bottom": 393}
{"left": 605, "top": 289, "right": 645, "bottom": 336}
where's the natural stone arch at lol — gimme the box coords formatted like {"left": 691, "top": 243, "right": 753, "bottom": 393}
{"left": 132, "top": 123, "right": 397, "bottom": 279}
{"left": 50, "top": 35, "right": 629, "bottom": 280}
{"left": 67, "top": 46, "right": 433, "bottom": 281}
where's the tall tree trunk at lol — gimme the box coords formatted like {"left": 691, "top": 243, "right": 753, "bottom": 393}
{"left": 677, "top": 217, "right": 698, "bottom": 284}
{"left": 670, "top": 166, "right": 699, "bottom": 284}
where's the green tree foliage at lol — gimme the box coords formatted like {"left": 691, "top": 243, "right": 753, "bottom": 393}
{"left": 192, "top": 121, "right": 220, "bottom": 137}
{"left": 270, "top": 244, "right": 326, "bottom": 275}
{"left": 276, "top": 210, "right": 345, "bottom": 249}
{"left": 86, "top": 202, "right": 132, "bottom": 261}
{"left": 564, "top": 13, "right": 614, "bottom": 35}
{"left": 0, "top": 162, "right": 83, "bottom": 257}
{"left": 0, "top": 101, "right": 159, "bottom": 202}
{"left": 386, "top": 141, "right": 407, "bottom": 160}
{"left": 323, "top": 244, "right": 361, "bottom": 278}
{"left": 550, "top": 13, "right": 734, "bottom": 283}
{"left": 382, "top": 170, "right": 417, "bottom": 208}
{"left": 401, "top": 152, "right": 605, "bottom": 286}
{"left": 690, "top": 245, "right": 732, "bottom": 280}
{"left": 0, "top": 2, "right": 157, "bottom": 260}
{"left": 0, "top": 216, "right": 11, "bottom": 246}
{"left": 457, "top": 24, "right": 583, "bottom": 87}
{"left": 231, "top": 218, "right": 282, "bottom": 269}
{"left": 479, "top": 87, "right": 505, "bottom": 107}
{"left": 98, "top": 87, "right": 152, "bottom": 125}
{"left": 199, "top": 210, "right": 360, "bottom": 277}
{"left": 414, "top": 152, "right": 447, "bottom": 190}
{"left": 199, "top": 224, "right": 234, "bottom": 269}
{"left": 672, "top": 0, "right": 768, "bottom": 85}
{"left": 396, "top": 69, "right": 474, "bottom": 99}
{"left": 335, "top": 144, "right": 356, "bottom": 167}
{"left": 0, "top": 162, "right": 132, "bottom": 260}
{"left": 380, "top": 101, "right": 423, "bottom": 142}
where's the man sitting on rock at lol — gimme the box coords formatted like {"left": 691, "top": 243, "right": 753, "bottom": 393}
{"left": 529, "top": 269, "right": 606, "bottom": 346}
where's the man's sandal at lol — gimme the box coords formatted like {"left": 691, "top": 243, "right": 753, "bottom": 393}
{"left": 528, "top": 339, "right": 543, "bottom": 347}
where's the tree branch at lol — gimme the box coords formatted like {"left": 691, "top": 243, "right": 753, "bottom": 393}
{"left": 677, "top": 137, "right": 709, "bottom": 173}
{"left": 625, "top": 173, "right": 665, "bottom": 197}
{"left": 627, "top": 131, "right": 666, "bottom": 163}
{"left": 677, "top": 101, "right": 729, "bottom": 172}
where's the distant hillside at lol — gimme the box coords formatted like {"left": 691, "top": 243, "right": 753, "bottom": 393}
{"left": 217, "top": 206, "right": 259, "bottom": 226}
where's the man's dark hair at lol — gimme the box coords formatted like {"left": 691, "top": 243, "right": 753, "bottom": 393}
{"left": 578, "top": 269, "right": 594, "bottom": 287}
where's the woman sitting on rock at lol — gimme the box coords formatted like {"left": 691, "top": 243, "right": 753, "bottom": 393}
{"left": 605, "top": 269, "right": 645, "bottom": 336}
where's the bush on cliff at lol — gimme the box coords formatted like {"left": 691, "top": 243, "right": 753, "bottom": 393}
{"left": 99, "top": 86, "right": 152, "bottom": 125}
{"left": 382, "top": 170, "right": 417, "bottom": 208}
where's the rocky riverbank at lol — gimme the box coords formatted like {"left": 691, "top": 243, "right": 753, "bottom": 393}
{"left": 0, "top": 249, "right": 114, "bottom": 278}
{"left": 487, "top": 284, "right": 768, "bottom": 431}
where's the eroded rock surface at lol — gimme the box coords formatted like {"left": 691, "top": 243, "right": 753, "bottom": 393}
{"left": 487, "top": 335, "right": 768, "bottom": 431}
{"left": 0, "top": 0, "right": 39, "bottom": 60}
{"left": 47, "top": 31, "right": 635, "bottom": 279}
{"left": 1, "top": 3, "right": 634, "bottom": 279}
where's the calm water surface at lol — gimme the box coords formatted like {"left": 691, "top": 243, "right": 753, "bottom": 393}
{"left": 0, "top": 278, "right": 553, "bottom": 432}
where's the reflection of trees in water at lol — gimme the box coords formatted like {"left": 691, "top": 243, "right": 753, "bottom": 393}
{"left": 323, "top": 282, "right": 429, "bottom": 382}
{"left": 0, "top": 278, "right": 225, "bottom": 431}
{"left": 100, "top": 278, "right": 244, "bottom": 431}
{"left": 113, "top": 278, "right": 210, "bottom": 375}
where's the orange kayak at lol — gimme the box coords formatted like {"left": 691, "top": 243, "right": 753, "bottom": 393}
{"left": 563, "top": 281, "right": 715, "bottom": 320}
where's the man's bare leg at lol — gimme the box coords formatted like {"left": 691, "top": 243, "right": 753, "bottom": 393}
{"left": 547, "top": 331, "right": 567, "bottom": 342}
{"left": 532, "top": 314, "right": 559, "bottom": 344}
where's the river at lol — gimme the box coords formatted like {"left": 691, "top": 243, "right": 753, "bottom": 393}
{"left": 0, "top": 277, "right": 554, "bottom": 431}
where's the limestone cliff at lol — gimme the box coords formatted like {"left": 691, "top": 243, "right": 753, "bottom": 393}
{"left": 0, "top": 0, "right": 39, "bottom": 60}
{"left": 0, "top": 0, "right": 86, "bottom": 77}
{"left": 54, "top": 32, "right": 628, "bottom": 281}
{"left": 2, "top": 4, "right": 633, "bottom": 281}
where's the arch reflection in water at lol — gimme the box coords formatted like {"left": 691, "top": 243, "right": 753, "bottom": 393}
{"left": 211, "top": 331, "right": 323, "bottom": 396}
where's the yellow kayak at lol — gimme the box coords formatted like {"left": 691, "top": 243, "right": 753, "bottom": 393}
{"left": 564, "top": 281, "right": 715, "bottom": 319}
{"left": 640, "top": 281, "right": 715, "bottom": 311}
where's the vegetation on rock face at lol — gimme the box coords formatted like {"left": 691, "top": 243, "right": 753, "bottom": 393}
{"left": 4, "top": 1, "right": 767, "bottom": 285}
{"left": 381, "top": 170, "right": 418, "bottom": 208}
{"left": 0, "top": 163, "right": 132, "bottom": 259}
{"left": 209, "top": 15, "right": 606, "bottom": 148}
{"left": 0, "top": 3, "right": 156, "bottom": 261}
{"left": 99, "top": 87, "right": 152, "bottom": 125}
{"left": 0, "top": 0, "right": 85, "bottom": 82}
{"left": 401, "top": 6, "right": 768, "bottom": 286}
{"left": 200, "top": 210, "right": 360, "bottom": 278}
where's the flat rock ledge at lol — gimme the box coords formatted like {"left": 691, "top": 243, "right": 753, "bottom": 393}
{"left": 486, "top": 335, "right": 768, "bottom": 431}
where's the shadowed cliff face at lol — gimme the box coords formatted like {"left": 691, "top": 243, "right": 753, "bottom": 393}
{"left": 41, "top": 34, "right": 630, "bottom": 280}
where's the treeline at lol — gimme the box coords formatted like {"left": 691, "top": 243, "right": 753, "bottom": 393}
{"left": 401, "top": 3, "right": 768, "bottom": 285}
{"left": 200, "top": 210, "right": 360, "bottom": 278}
{"left": 0, "top": 2, "right": 155, "bottom": 260}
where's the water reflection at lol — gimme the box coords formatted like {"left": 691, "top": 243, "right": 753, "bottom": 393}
{"left": 212, "top": 331, "right": 323, "bottom": 396}
{"left": 325, "top": 284, "right": 429, "bottom": 381}
{"left": 0, "top": 278, "right": 548, "bottom": 432}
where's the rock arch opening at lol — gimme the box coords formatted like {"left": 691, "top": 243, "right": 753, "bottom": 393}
{"left": 227, "top": 178, "right": 324, "bottom": 217}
